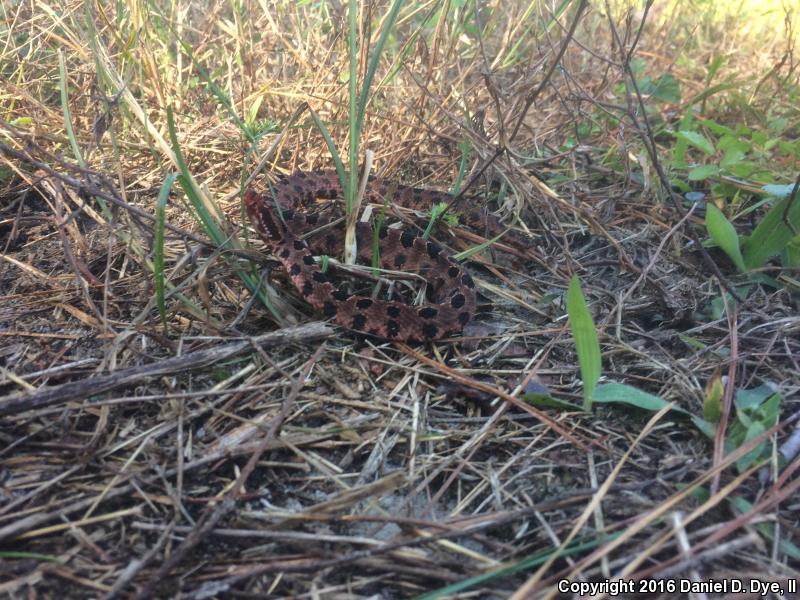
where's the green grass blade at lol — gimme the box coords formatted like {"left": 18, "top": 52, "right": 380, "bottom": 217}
{"left": 146, "top": 2, "right": 251, "bottom": 141}
{"left": 345, "top": 0, "right": 403, "bottom": 215}
{"left": 422, "top": 202, "right": 448, "bottom": 241}
{"left": 347, "top": 0, "right": 359, "bottom": 214}
{"left": 165, "top": 106, "right": 226, "bottom": 243}
{"left": 154, "top": 173, "right": 177, "bottom": 333}
{"left": 58, "top": 50, "right": 85, "bottom": 168}
{"left": 413, "top": 534, "right": 616, "bottom": 600}
{"left": 0, "top": 551, "right": 59, "bottom": 562}
{"left": 566, "top": 275, "right": 601, "bottom": 410}
{"left": 356, "top": 0, "right": 404, "bottom": 137}
{"left": 705, "top": 203, "right": 746, "bottom": 272}
{"left": 501, "top": 0, "right": 573, "bottom": 68}
{"left": 308, "top": 108, "right": 347, "bottom": 189}
{"left": 452, "top": 228, "right": 507, "bottom": 260}
{"left": 166, "top": 106, "right": 280, "bottom": 322}
{"left": 451, "top": 136, "right": 470, "bottom": 195}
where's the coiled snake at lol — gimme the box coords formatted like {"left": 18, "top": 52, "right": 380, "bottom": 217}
{"left": 244, "top": 171, "right": 520, "bottom": 341}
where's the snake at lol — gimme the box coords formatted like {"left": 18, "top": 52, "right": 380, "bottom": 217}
{"left": 244, "top": 170, "right": 518, "bottom": 341}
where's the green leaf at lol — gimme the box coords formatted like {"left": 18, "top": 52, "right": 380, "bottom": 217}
{"left": 638, "top": 72, "right": 680, "bottom": 103}
{"left": 566, "top": 276, "right": 601, "bottom": 410}
{"left": 9, "top": 116, "right": 32, "bottom": 127}
{"left": 649, "top": 74, "right": 681, "bottom": 103}
{"left": 691, "top": 416, "right": 716, "bottom": 439}
{"left": 688, "top": 164, "right": 718, "bottom": 181}
{"left": 706, "top": 54, "right": 725, "bottom": 83}
{"left": 703, "top": 372, "right": 724, "bottom": 422}
{"left": 742, "top": 195, "right": 800, "bottom": 269}
{"left": 727, "top": 161, "right": 757, "bottom": 178}
{"left": 767, "top": 117, "right": 787, "bottom": 133}
{"left": 704, "top": 287, "right": 750, "bottom": 321}
{"left": 717, "top": 135, "right": 750, "bottom": 153}
{"left": 698, "top": 118, "right": 735, "bottom": 137}
{"left": 307, "top": 108, "right": 346, "bottom": 188}
{"left": 245, "top": 96, "right": 263, "bottom": 127}
{"left": 758, "top": 393, "right": 781, "bottom": 425}
{"left": 676, "top": 130, "right": 715, "bottom": 156}
{"left": 705, "top": 204, "right": 746, "bottom": 271}
{"left": 735, "top": 384, "right": 778, "bottom": 411}
{"left": 423, "top": 201, "right": 449, "bottom": 240}
{"left": 593, "top": 383, "right": 691, "bottom": 415}
{"left": 720, "top": 150, "right": 746, "bottom": 170}
{"left": 630, "top": 57, "right": 647, "bottom": 74}
{"left": 453, "top": 227, "right": 507, "bottom": 261}
{"left": 718, "top": 137, "right": 750, "bottom": 169}
{"left": 58, "top": 50, "right": 85, "bottom": 168}
{"left": 678, "top": 334, "right": 707, "bottom": 350}
{"left": 0, "top": 551, "right": 58, "bottom": 561}
{"left": 736, "top": 420, "right": 766, "bottom": 472}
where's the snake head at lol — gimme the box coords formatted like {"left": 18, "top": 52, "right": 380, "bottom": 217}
{"left": 244, "top": 189, "right": 286, "bottom": 242}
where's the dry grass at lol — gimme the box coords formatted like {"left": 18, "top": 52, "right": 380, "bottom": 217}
{"left": 1, "top": 0, "right": 799, "bottom": 598}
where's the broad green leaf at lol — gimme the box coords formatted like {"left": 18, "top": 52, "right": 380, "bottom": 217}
{"left": 742, "top": 195, "right": 800, "bottom": 269}
{"left": 691, "top": 416, "right": 716, "bottom": 439}
{"left": 706, "top": 287, "right": 750, "bottom": 320}
{"left": 676, "top": 130, "right": 715, "bottom": 156}
{"left": 718, "top": 135, "right": 750, "bottom": 153}
{"left": 698, "top": 118, "right": 734, "bottom": 136}
{"left": 767, "top": 117, "right": 788, "bottom": 133}
{"left": 727, "top": 161, "right": 757, "bottom": 178}
{"left": 735, "top": 384, "right": 778, "bottom": 411}
{"left": 705, "top": 204, "right": 746, "bottom": 271}
{"left": 642, "top": 73, "right": 681, "bottom": 104}
{"left": 759, "top": 393, "right": 781, "bottom": 425}
{"left": 688, "top": 164, "right": 718, "bottom": 181}
{"left": 751, "top": 130, "right": 767, "bottom": 146}
{"left": 566, "top": 275, "right": 601, "bottom": 410}
{"left": 718, "top": 137, "right": 749, "bottom": 169}
{"left": 736, "top": 420, "right": 766, "bottom": 472}
{"left": 720, "top": 149, "right": 746, "bottom": 170}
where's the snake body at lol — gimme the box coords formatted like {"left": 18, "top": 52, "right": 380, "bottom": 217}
{"left": 244, "top": 171, "right": 510, "bottom": 341}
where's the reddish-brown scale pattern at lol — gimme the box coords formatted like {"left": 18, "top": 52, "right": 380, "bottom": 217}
{"left": 244, "top": 171, "right": 515, "bottom": 341}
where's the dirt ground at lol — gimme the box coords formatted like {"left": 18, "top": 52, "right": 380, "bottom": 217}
{"left": 1, "top": 1, "right": 799, "bottom": 598}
